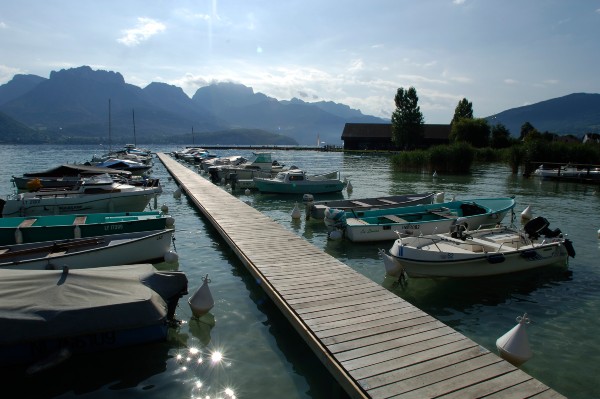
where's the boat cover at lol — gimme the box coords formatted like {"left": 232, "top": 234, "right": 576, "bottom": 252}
{"left": 0, "top": 264, "right": 188, "bottom": 346}
{"left": 22, "top": 164, "right": 132, "bottom": 178}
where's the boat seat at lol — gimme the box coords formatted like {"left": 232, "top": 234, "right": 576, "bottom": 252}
{"left": 351, "top": 201, "right": 371, "bottom": 207}
{"left": 428, "top": 210, "right": 457, "bottom": 219}
{"left": 73, "top": 216, "right": 87, "bottom": 225}
{"left": 47, "top": 251, "right": 67, "bottom": 257}
{"left": 378, "top": 199, "right": 398, "bottom": 205}
{"left": 383, "top": 215, "right": 408, "bottom": 223}
{"left": 18, "top": 219, "right": 37, "bottom": 228}
{"left": 348, "top": 218, "right": 370, "bottom": 225}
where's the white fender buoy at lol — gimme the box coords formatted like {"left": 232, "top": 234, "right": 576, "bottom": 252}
{"left": 291, "top": 202, "right": 301, "bottom": 219}
{"left": 164, "top": 250, "right": 179, "bottom": 264}
{"left": 434, "top": 192, "right": 445, "bottom": 203}
{"left": 302, "top": 194, "right": 314, "bottom": 204}
{"left": 188, "top": 274, "right": 215, "bottom": 318}
{"left": 245, "top": 188, "right": 251, "bottom": 195}
{"left": 521, "top": 205, "right": 532, "bottom": 221}
{"left": 15, "top": 227, "right": 23, "bottom": 244}
{"left": 433, "top": 171, "right": 438, "bottom": 177}
{"left": 328, "top": 229, "right": 343, "bottom": 240}
{"left": 160, "top": 204, "right": 169, "bottom": 214}
{"left": 496, "top": 313, "right": 533, "bottom": 366}
{"left": 173, "top": 187, "right": 182, "bottom": 198}
{"left": 598, "top": 228, "right": 600, "bottom": 238}
{"left": 165, "top": 216, "right": 175, "bottom": 228}
{"left": 346, "top": 179, "right": 353, "bottom": 192}
{"left": 74, "top": 224, "right": 81, "bottom": 239}
{"left": 379, "top": 248, "right": 403, "bottom": 277}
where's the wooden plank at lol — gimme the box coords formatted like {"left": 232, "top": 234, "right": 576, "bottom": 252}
{"left": 351, "top": 201, "right": 372, "bottom": 207}
{"left": 73, "top": 216, "right": 87, "bottom": 225}
{"left": 18, "top": 218, "right": 37, "bottom": 228}
{"left": 156, "top": 153, "right": 564, "bottom": 399}
{"left": 383, "top": 214, "right": 407, "bottom": 223}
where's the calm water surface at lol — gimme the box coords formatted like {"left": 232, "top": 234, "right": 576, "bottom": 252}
{"left": 0, "top": 144, "right": 598, "bottom": 399}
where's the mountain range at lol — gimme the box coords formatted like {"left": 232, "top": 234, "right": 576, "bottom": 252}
{"left": 0, "top": 65, "right": 599, "bottom": 145}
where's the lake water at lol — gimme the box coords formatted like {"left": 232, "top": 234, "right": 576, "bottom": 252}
{"left": 1, "top": 144, "right": 598, "bottom": 399}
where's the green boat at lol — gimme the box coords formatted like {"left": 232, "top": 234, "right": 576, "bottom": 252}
{"left": 0, "top": 211, "right": 174, "bottom": 245}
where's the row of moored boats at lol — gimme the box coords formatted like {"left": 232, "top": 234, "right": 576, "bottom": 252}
{"left": 171, "top": 147, "right": 576, "bottom": 280}
{"left": 0, "top": 145, "right": 197, "bottom": 371}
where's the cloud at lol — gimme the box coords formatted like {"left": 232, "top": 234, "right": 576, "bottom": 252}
{"left": 117, "top": 17, "right": 166, "bottom": 47}
{"left": 504, "top": 78, "right": 518, "bottom": 85}
{"left": 0, "top": 21, "right": 7, "bottom": 29}
{"left": 453, "top": 0, "right": 466, "bottom": 4}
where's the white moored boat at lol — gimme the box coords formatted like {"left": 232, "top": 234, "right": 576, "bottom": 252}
{"left": 381, "top": 216, "right": 575, "bottom": 278}
{"left": 0, "top": 174, "right": 162, "bottom": 217}
{"left": 0, "top": 228, "right": 175, "bottom": 270}
{"left": 253, "top": 169, "right": 347, "bottom": 194}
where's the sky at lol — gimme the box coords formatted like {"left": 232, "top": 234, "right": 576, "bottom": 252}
{"left": 1, "top": 1, "right": 599, "bottom": 123}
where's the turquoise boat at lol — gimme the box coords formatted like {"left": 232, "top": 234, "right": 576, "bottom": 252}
{"left": 324, "top": 197, "right": 516, "bottom": 242}
{"left": 253, "top": 169, "right": 347, "bottom": 194}
{"left": 0, "top": 211, "right": 174, "bottom": 245}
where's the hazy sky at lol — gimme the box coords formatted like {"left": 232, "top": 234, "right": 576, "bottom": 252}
{"left": 1, "top": 1, "right": 599, "bottom": 123}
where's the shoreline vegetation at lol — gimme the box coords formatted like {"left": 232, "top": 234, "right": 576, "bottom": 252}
{"left": 390, "top": 140, "right": 600, "bottom": 176}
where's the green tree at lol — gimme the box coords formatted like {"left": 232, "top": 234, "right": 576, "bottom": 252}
{"left": 449, "top": 118, "right": 490, "bottom": 148}
{"left": 451, "top": 98, "right": 473, "bottom": 125}
{"left": 519, "top": 122, "right": 536, "bottom": 140}
{"left": 391, "top": 87, "right": 424, "bottom": 149}
{"left": 490, "top": 123, "right": 512, "bottom": 148}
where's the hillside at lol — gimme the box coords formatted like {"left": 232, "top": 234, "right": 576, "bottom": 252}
{"left": 486, "top": 93, "right": 600, "bottom": 136}
{"left": 0, "top": 66, "right": 386, "bottom": 145}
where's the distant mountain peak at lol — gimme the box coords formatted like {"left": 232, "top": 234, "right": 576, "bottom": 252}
{"left": 49, "top": 65, "right": 125, "bottom": 85}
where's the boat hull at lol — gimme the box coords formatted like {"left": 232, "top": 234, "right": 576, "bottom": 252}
{"left": 388, "top": 243, "right": 568, "bottom": 278}
{"left": 253, "top": 179, "right": 346, "bottom": 194}
{"left": 0, "top": 211, "right": 172, "bottom": 245}
{"left": 0, "top": 229, "right": 174, "bottom": 270}
{"left": 385, "top": 225, "right": 571, "bottom": 277}
{"left": 1, "top": 189, "right": 160, "bottom": 217}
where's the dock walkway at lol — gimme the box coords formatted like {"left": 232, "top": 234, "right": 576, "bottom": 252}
{"left": 157, "top": 153, "right": 565, "bottom": 399}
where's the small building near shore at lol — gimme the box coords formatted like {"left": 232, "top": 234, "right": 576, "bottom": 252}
{"left": 341, "top": 123, "right": 451, "bottom": 150}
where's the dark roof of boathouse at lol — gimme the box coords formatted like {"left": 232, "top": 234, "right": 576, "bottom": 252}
{"left": 341, "top": 123, "right": 451, "bottom": 140}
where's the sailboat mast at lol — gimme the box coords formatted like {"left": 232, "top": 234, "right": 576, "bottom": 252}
{"left": 132, "top": 109, "right": 137, "bottom": 147}
{"left": 192, "top": 126, "right": 195, "bottom": 145}
{"left": 108, "top": 99, "right": 112, "bottom": 153}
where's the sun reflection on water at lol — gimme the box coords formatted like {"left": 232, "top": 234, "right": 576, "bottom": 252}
{"left": 173, "top": 341, "right": 236, "bottom": 399}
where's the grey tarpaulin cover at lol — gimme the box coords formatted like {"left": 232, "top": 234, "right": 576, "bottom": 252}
{"left": 0, "top": 264, "right": 188, "bottom": 346}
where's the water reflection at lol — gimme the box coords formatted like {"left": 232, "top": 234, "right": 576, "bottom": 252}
{"left": 382, "top": 265, "right": 573, "bottom": 313}
{"left": 0, "top": 340, "right": 174, "bottom": 397}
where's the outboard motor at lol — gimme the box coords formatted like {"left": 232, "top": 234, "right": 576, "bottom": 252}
{"left": 524, "top": 216, "right": 562, "bottom": 239}
{"left": 324, "top": 207, "right": 347, "bottom": 232}
{"left": 207, "top": 167, "right": 220, "bottom": 183}
{"left": 450, "top": 217, "right": 469, "bottom": 240}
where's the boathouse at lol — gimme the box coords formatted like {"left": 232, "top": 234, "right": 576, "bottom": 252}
{"left": 341, "top": 123, "right": 451, "bottom": 150}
